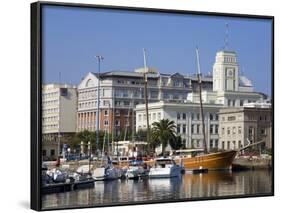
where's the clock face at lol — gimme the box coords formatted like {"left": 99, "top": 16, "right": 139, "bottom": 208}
{"left": 227, "top": 68, "right": 234, "bottom": 77}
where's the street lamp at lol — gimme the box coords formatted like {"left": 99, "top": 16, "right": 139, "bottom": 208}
{"left": 88, "top": 141, "right": 91, "bottom": 174}
{"left": 95, "top": 55, "right": 104, "bottom": 156}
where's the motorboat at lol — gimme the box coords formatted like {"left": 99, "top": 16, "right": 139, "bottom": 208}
{"left": 148, "top": 157, "right": 182, "bottom": 178}
{"left": 92, "top": 155, "right": 121, "bottom": 181}
{"left": 126, "top": 160, "right": 149, "bottom": 179}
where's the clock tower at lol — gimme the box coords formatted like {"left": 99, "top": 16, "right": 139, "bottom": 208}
{"left": 212, "top": 50, "right": 239, "bottom": 92}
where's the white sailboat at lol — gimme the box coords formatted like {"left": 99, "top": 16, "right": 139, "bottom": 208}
{"left": 92, "top": 127, "right": 121, "bottom": 181}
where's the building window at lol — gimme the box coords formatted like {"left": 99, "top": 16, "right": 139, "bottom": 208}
{"left": 138, "top": 114, "right": 142, "bottom": 122}
{"left": 210, "top": 114, "right": 213, "bottom": 120}
{"left": 227, "top": 127, "right": 230, "bottom": 135}
{"left": 228, "top": 99, "right": 231, "bottom": 106}
{"left": 157, "top": 112, "right": 161, "bottom": 120}
{"left": 104, "top": 120, "right": 109, "bottom": 126}
{"left": 238, "top": 126, "right": 242, "bottom": 134}
{"left": 124, "top": 101, "right": 130, "bottom": 106}
{"left": 215, "top": 114, "right": 219, "bottom": 120}
{"left": 115, "top": 101, "right": 121, "bottom": 106}
{"left": 233, "top": 141, "right": 236, "bottom": 149}
{"left": 177, "top": 113, "right": 181, "bottom": 120}
{"left": 197, "top": 113, "right": 200, "bottom": 120}
{"left": 182, "top": 113, "right": 186, "bottom": 120}
{"left": 197, "top": 140, "right": 200, "bottom": 148}
{"left": 125, "top": 118, "right": 129, "bottom": 126}
{"left": 215, "top": 125, "right": 218, "bottom": 134}
{"left": 210, "top": 125, "right": 214, "bottom": 134}
{"left": 222, "top": 141, "right": 225, "bottom": 150}
{"left": 191, "top": 113, "right": 194, "bottom": 120}
{"left": 227, "top": 141, "right": 230, "bottom": 149}
{"left": 177, "top": 124, "right": 181, "bottom": 133}
{"left": 210, "top": 140, "right": 214, "bottom": 148}
{"left": 150, "top": 91, "right": 158, "bottom": 99}
{"left": 104, "top": 110, "right": 108, "bottom": 116}
{"left": 163, "top": 93, "right": 169, "bottom": 99}
{"left": 50, "top": 149, "right": 55, "bottom": 156}
{"left": 222, "top": 127, "right": 225, "bottom": 135}
{"left": 182, "top": 124, "right": 186, "bottom": 133}
{"left": 215, "top": 139, "right": 219, "bottom": 148}
{"left": 115, "top": 109, "right": 120, "bottom": 116}
{"left": 238, "top": 140, "right": 242, "bottom": 148}
{"left": 228, "top": 116, "right": 236, "bottom": 121}
{"left": 196, "top": 124, "right": 200, "bottom": 134}
{"left": 152, "top": 113, "right": 156, "bottom": 120}
{"left": 261, "top": 128, "right": 266, "bottom": 135}
{"left": 191, "top": 124, "right": 194, "bottom": 134}
{"left": 183, "top": 139, "right": 186, "bottom": 146}
{"left": 240, "top": 100, "right": 244, "bottom": 106}
{"left": 115, "top": 120, "right": 120, "bottom": 126}
{"left": 233, "top": 127, "right": 236, "bottom": 134}
{"left": 249, "top": 127, "right": 254, "bottom": 136}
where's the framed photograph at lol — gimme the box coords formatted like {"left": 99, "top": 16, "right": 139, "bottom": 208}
{"left": 31, "top": 1, "right": 274, "bottom": 211}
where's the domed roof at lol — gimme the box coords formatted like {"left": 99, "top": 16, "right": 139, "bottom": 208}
{"left": 239, "top": 76, "right": 253, "bottom": 87}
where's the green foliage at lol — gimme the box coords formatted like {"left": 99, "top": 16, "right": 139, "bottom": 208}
{"left": 169, "top": 135, "right": 184, "bottom": 150}
{"left": 71, "top": 130, "right": 113, "bottom": 154}
{"left": 151, "top": 119, "right": 176, "bottom": 154}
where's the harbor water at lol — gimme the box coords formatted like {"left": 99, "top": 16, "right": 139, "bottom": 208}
{"left": 42, "top": 170, "right": 272, "bottom": 209}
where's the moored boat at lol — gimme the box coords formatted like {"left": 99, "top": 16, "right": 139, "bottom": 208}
{"left": 149, "top": 157, "right": 182, "bottom": 178}
{"left": 126, "top": 160, "right": 149, "bottom": 179}
{"left": 173, "top": 149, "right": 237, "bottom": 171}
{"left": 92, "top": 165, "right": 120, "bottom": 181}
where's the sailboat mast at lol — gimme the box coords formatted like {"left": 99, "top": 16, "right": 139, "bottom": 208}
{"left": 195, "top": 47, "right": 208, "bottom": 154}
{"left": 143, "top": 48, "right": 150, "bottom": 150}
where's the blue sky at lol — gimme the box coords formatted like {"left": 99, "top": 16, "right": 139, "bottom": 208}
{"left": 42, "top": 5, "right": 272, "bottom": 96}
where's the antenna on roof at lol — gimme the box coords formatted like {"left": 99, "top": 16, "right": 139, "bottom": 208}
{"left": 241, "top": 65, "right": 244, "bottom": 76}
{"left": 224, "top": 23, "right": 229, "bottom": 50}
{"left": 59, "top": 71, "right": 61, "bottom": 86}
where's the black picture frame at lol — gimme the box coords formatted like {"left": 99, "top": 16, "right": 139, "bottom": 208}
{"left": 31, "top": 1, "right": 274, "bottom": 211}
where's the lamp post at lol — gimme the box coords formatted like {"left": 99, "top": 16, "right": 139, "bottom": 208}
{"left": 88, "top": 141, "right": 91, "bottom": 174}
{"left": 95, "top": 55, "right": 104, "bottom": 156}
{"left": 143, "top": 48, "right": 150, "bottom": 152}
{"left": 80, "top": 141, "right": 84, "bottom": 158}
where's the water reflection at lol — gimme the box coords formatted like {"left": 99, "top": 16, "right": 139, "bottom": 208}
{"left": 42, "top": 170, "right": 272, "bottom": 209}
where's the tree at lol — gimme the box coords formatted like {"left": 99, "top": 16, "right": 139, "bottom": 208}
{"left": 70, "top": 130, "right": 112, "bottom": 154}
{"left": 151, "top": 119, "right": 176, "bottom": 154}
{"left": 169, "top": 135, "right": 184, "bottom": 150}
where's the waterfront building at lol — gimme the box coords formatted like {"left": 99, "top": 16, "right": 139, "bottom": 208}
{"left": 218, "top": 104, "right": 272, "bottom": 151}
{"left": 135, "top": 101, "right": 222, "bottom": 149}
{"left": 135, "top": 49, "right": 269, "bottom": 151}
{"left": 42, "top": 84, "right": 77, "bottom": 159}
{"left": 187, "top": 50, "right": 267, "bottom": 106}
{"left": 76, "top": 68, "right": 212, "bottom": 138}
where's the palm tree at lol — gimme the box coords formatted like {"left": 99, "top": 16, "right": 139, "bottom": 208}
{"left": 151, "top": 119, "right": 177, "bottom": 154}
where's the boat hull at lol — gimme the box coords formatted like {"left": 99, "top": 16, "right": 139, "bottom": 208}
{"left": 174, "top": 150, "right": 237, "bottom": 171}
{"left": 149, "top": 166, "right": 182, "bottom": 178}
{"left": 92, "top": 167, "right": 120, "bottom": 181}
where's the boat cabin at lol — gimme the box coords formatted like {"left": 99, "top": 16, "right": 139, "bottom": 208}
{"left": 174, "top": 149, "right": 205, "bottom": 158}
{"left": 154, "top": 158, "right": 176, "bottom": 168}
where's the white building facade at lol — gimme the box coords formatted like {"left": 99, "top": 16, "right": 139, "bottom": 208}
{"left": 135, "top": 101, "right": 222, "bottom": 150}
{"left": 42, "top": 84, "right": 77, "bottom": 159}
